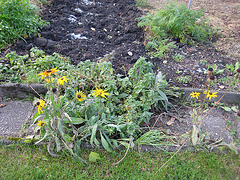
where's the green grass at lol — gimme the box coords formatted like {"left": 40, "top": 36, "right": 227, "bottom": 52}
{"left": 0, "top": 144, "right": 239, "bottom": 179}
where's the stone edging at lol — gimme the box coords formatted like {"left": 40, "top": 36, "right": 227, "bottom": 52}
{"left": 0, "top": 83, "right": 239, "bottom": 104}
{"left": 180, "top": 87, "right": 240, "bottom": 104}
{"left": 0, "top": 83, "right": 47, "bottom": 99}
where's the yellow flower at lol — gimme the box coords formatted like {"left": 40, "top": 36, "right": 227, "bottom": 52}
{"left": 76, "top": 90, "right": 86, "bottom": 102}
{"left": 92, "top": 87, "right": 109, "bottom": 99}
{"left": 45, "top": 77, "right": 54, "bottom": 83}
{"left": 57, "top": 76, "right": 68, "bottom": 86}
{"left": 36, "top": 99, "right": 46, "bottom": 114}
{"left": 38, "top": 68, "right": 59, "bottom": 79}
{"left": 206, "top": 91, "right": 218, "bottom": 100}
{"left": 190, "top": 92, "right": 201, "bottom": 99}
{"left": 37, "top": 120, "right": 45, "bottom": 127}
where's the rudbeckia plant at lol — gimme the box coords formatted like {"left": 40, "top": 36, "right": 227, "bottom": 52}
{"left": 189, "top": 67, "right": 240, "bottom": 146}
{"left": 28, "top": 56, "right": 178, "bottom": 163}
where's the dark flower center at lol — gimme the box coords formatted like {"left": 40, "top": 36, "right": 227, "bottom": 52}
{"left": 209, "top": 92, "right": 212, "bottom": 95}
{"left": 36, "top": 102, "right": 40, "bottom": 105}
{"left": 52, "top": 88, "right": 57, "bottom": 93}
{"left": 78, "top": 95, "right": 81, "bottom": 98}
{"left": 47, "top": 70, "right": 52, "bottom": 73}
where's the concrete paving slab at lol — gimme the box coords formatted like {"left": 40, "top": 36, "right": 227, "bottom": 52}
{"left": 0, "top": 100, "right": 34, "bottom": 137}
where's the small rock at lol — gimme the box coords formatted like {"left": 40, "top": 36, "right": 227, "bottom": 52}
{"left": 46, "top": 40, "right": 56, "bottom": 48}
{"left": 34, "top": 38, "right": 47, "bottom": 47}
{"left": 128, "top": 51, "right": 133, "bottom": 56}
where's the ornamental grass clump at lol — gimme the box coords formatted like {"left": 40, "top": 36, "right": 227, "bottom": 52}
{"left": 24, "top": 56, "right": 177, "bottom": 163}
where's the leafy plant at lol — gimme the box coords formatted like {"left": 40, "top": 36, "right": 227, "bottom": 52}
{"left": 2, "top": 47, "right": 71, "bottom": 83}
{"left": 176, "top": 76, "right": 192, "bottom": 84}
{"left": 0, "top": 0, "right": 48, "bottom": 49}
{"left": 172, "top": 53, "right": 184, "bottom": 62}
{"left": 135, "top": 0, "right": 150, "bottom": 8}
{"left": 17, "top": 50, "right": 177, "bottom": 162}
{"left": 137, "top": 2, "right": 218, "bottom": 58}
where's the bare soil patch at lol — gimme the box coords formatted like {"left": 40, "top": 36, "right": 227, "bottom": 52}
{"left": 0, "top": 0, "right": 239, "bottom": 92}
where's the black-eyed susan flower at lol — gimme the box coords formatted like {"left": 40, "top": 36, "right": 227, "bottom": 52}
{"left": 37, "top": 120, "right": 45, "bottom": 127}
{"left": 92, "top": 87, "right": 109, "bottom": 99}
{"left": 190, "top": 92, "right": 201, "bottom": 99}
{"left": 36, "top": 99, "right": 46, "bottom": 114}
{"left": 206, "top": 91, "right": 218, "bottom": 100}
{"left": 76, "top": 90, "right": 86, "bottom": 102}
{"left": 38, "top": 68, "right": 59, "bottom": 79}
{"left": 57, "top": 76, "right": 68, "bottom": 86}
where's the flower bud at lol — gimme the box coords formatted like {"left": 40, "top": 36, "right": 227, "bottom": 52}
{"left": 237, "top": 111, "right": 240, "bottom": 117}
{"left": 208, "top": 68, "right": 213, "bottom": 77}
{"left": 209, "top": 75, "right": 215, "bottom": 81}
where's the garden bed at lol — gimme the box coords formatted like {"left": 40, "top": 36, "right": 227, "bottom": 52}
{"left": 0, "top": 0, "right": 239, "bottom": 91}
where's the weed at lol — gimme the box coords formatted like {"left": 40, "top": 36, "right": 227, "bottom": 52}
{"left": 176, "top": 76, "right": 192, "bottom": 84}
{"left": 200, "top": 59, "right": 207, "bottom": 65}
{"left": 137, "top": 2, "right": 218, "bottom": 58}
{"left": 135, "top": 0, "right": 150, "bottom": 8}
{"left": 172, "top": 53, "right": 184, "bottom": 62}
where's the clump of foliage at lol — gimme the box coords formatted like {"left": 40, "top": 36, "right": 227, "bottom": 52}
{"left": 1, "top": 47, "right": 70, "bottom": 83}
{"left": 137, "top": 2, "right": 218, "bottom": 58}
{"left": 14, "top": 48, "right": 177, "bottom": 163}
{"left": 135, "top": 0, "right": 150, "bottom": 8}
{"left": 0, "top": 0, "right": 48, "bottom": 49}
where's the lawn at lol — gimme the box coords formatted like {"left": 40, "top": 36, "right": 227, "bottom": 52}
{"left": 0, "top": 144, "right": 239, "bottom": 179}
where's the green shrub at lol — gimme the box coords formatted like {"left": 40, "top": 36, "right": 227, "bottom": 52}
{"left": 137, "top": 2, "right": 218, "bottom": 58}
{"left": 0, "top": 0, "right": 48, "bottom": 49}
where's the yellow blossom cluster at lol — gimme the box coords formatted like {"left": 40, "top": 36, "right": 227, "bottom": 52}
{"left": 190, "top": 90, "right": 218, "bottom": 100}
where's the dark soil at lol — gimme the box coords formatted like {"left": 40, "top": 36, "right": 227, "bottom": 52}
{"left": 0, "top": 0, "right": 239, "bottom": 91}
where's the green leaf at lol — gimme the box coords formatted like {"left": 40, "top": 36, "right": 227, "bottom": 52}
{"left": 231, "top": 106, "right": 238, "bottom": 112}
{"left": 118, "top": 93, "right": 128, "bottom": 99}
{"left": 100, "top": 131, "right": 112, "bottom": 152}
{"left": 50, "top": 93, "right": 59, "bottom": 109}
{"left": 89, "top": 152, "right": 101, "bottom": 162}
{"left": 55, "top": 136, "right": 61, "bottom": 152}
{"left": 57, "top": 119, "right": 64, "bottom": 137}
{"left": 62, "top": 114, "right": 86, "bottom": 125}
{"left": 221, "top": 106, "right": 232, "bottom": 112}
{"left": 90, "top": 124, "right": 98, "bottom": 146}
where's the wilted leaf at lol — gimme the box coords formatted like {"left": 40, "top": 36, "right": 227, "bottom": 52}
{"left": 166, "top": 117, "right": 175, "bottom": 126}
{"left": 89, "top": 152, "right": 101, "bottom": 162}
{"left": 219, "top": 85, "right": 225, "bottom": 89}
{"left": 192, "top": 125, "right": 198, "bottom": 146}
